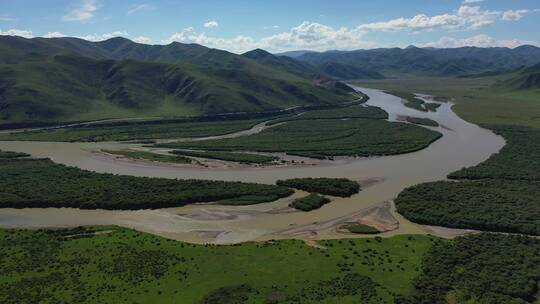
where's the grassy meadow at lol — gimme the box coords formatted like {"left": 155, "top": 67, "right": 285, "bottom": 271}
{"left": 0, "top": 226, "right": 437, "bottom": 304}
{"left": 355, "top": 77, "right": 540, "bottom": 128}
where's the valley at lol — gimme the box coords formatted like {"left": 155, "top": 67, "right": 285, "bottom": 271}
{"left": 1, "top": 24, "right": 539, "bottom": 302}
{"left": 0, "top": 87, "right": 504, "bottom": 244}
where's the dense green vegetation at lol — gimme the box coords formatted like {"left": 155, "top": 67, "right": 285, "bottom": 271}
{"left": 404, "top": 117, "right": 439, "bottom": 127}
{"left": 402, "top": 233, "right": 540, "bottom": 304}
{"left": 171, "top": 150, "right": 277, "bottom": 164}
{"left": 449, "top": 125, "right": 540, "bottom": 180}
{"left": 396, "top": 179, "right": 540, "bottom": 235}
{"left": 102, "top": 149, "right": 192, "bottom": 164}
{"left": 0, "top": 227, "right": 435, "bottom": 303}
{"left": 0, "top": 157, "right": 292, "bottom": 209}
{"left": 396, "top": 125, "right": 540, "bottom": 235}
{"left": 359, "top": 77, "right": 540, "bottom": 236}
{"left": 355, "top": 77, "right": 540, "bottom": 128}
{"left": 268, "top": 104, "right": 388, "bottom": 125}
{"left": 0, "top": 149, "right": 29, "bottom": 159}
{"left": 389, "top": 91, "right": 440, "bottom": 112}
{"left": 289, "top": 193, "right": 331, "bottom": 211}
{"left": 0, "top": 36, "right": 354, "bottom": 125}
{"left": 0, "top": 119, "right": 263, "bottom": 142}
{"left": 501, "top": 62, "right": 540, "bottom": 90}
{"left": 276, "top": 177, "right": 360, "bottom": 197}
{"left": 158, "top": 118, "right": 442, "bottom": 159}
{"left": 342, "top": 224, "right": 380, "bottom": 234}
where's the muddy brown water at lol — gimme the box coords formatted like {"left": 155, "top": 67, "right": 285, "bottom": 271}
{"left": 0, "top": 87, "right": 505, "bottom": 243}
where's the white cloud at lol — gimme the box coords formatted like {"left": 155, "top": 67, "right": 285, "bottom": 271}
{"left": 0, "top": 16, "right": 16, "bottom": 21}
{"left": 163, "top": 27, "right": 254, "bottom": 53}
{"left": 133, "top": 36, "right": 151, "bottom": 44}
{"left": 163, "top": 21, "right": 372, "bottom": 53}
{"left": 0, "top": 28, "right": 33, "bottom": 38}
{"left": 63, "top": 0, "right": 98, "bottom": 23}
{"left": 76, "top": 31, "right": 127, "bottom": 41}
{"left": 502, "top": 9, "right": 529, "bottom": 21}
{"left": 127, "top": 4, "right": 153, "bottom": 15}
{"left": 203, "top": 20, "right": 219, "bottom": 28}
{"left": 425, "top": 34, "right": 540, "bottom": 48}
{"left": 359, "top": 5, "right": 504, "bottom": 32}
{"left": 259, "top": 21, "right": 371, "bottom": 52}
{"left": 462, "top": 0, "right": 483, "bottom": 3}
{"left": 44, "top": 31, "right": 66, "bottom": 38}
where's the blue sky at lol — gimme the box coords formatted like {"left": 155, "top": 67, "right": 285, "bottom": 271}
{"left": 1, "top": 0, "right": 539, "bottom": 53}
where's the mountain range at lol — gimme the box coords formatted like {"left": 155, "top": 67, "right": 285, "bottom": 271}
{"left": 0, "top": 36, "right": 354, "bottom": 125}
{"left": 285, "top": 45, "right": 540, "bottom": 77}
{"left": 1, "top": 35, "right": 539, "bottom": 126}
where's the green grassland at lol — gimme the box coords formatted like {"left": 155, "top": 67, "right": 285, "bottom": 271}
{"left": 395, "top": 124, "right": 540, "bottom": 235}
{"left": 402, "top": 233, "right": 540, "bottom": 304}
{"left": 0, "top": 157, "right": 292, "bottom": 209}
{"left": 0, "top": 36, "right": 356, "bottom": 125}
{"left": 355, "top": 77, "right": 540, "bottom": 128}
{"left": 289, "top": 193, "right": 331, "bottom": 211}
{"left": 171, "top": 150, "right": 278, "bottom": 164}
{"left": 102, "top": 150, "right": 192, "bottom": 164}
{"left": 276, "top": 177, "right": 360, "bottom": 197}
{"left": 0, "top": 226, "right": 436, "bottom": 304}
{"left": 386, "top": 91, "right": 440, "bottom": 112}
{"left": 0, "top": 119, "right": 263, "bottom": 142}
{"left": 158, "top": 118, "right": 442, "bottom": 159}
{"left": 0, "top": 150, "right": 29, "bottom": 159}
{"left": 359, "top": 75, "right": 540, "bottom": 236}
{"left": 448, "top": 125, "right": 540, "bottom": 180}
{"left": 396, "top": 179, "right": 540, "bottom": 235}
{"left": 267, "top": 104, "right": 388, "bottom": 125}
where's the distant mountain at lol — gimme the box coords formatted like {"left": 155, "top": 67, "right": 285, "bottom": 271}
{"left": 242, "top": 48, "right": 320, "bottom": 78}
{"left": 0, "top": 36, "right": 354, "bottom": 125}
{"left": 242, "top": 48, "right": 356, "bottom": 93}
{"left": 287, "top": 45, "right": 540, "bottom": 77}
{"left": 501, "top": 63, "right": 540, "bottom": 90}
{"left": 317, "top": 61, "right": 384, "bottom": 80}
{"left": 275, "top": 50, "right": 316, "bottom": 58}
{"left": 243, "top": 48, "right": 383, "bottom": 82}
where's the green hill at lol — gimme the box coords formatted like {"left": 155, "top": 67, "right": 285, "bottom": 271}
{"left": 0, "top": 36, "right": 354, "bottom": 125}
{"left": 500, "top": 63, "right": 540, "bottom": 90}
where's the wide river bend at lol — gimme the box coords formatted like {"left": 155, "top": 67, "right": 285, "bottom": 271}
{"left": 0, "top": 87, "right": 505, "bottom": 243}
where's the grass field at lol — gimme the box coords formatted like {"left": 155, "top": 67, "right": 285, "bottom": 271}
{"left": 267, "top": 104, "right": 388, "bottom": 125}
{"left": 355, "top": 77, "right": 540, "bottom": 128}
{"left": 0, "top": 150, "right": 29, "bottom": 159}
{"left": 359, "top": 77, "right": 540, "bottom": 236}
{"left": 103, "top": 149, "right": 192, "bottom": 164}
{"left": 289, "top": 193, "right": 331, "bottom": 211}
{"left": 341, "top": 224, "right": 380, "bottom": 234}
{"left": 0, "top": 119, "right": 263, "bottom": 142}
{"left": 171, "top": 150, "right": 278, "bottom": 164}
{"left": 158, "top": 118, "right": 442, "bottom": 159}
{"left": 0, "top": 157, "right": 292, "bottom": 209}
{"left": 0, "top": 226, "right": 436, "bottom": 304}
{"left": 276, "top": 177, "right": 360, "bottom": 197}
{"left": 387, "top": 91, "right": 436, "bottom": 112}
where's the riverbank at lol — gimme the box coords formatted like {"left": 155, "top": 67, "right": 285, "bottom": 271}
{"left": 0, "top": 87, "right": 505, "bottom": 243}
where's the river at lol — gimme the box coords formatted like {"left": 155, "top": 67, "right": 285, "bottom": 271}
{"left": 0, "top": 87, "right": 505, "bottom": 243}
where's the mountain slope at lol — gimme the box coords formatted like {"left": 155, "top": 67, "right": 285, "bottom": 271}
{"left": 500, "top": 63, "right": 540, "bottom": 90}
{"left": 291, "top": 45, "right": 540, "bottom": 77}
{"left": 0, "top": 36, "right": 354, "bottom": 125}
{"left": 317, "top": 61, "right": 384, "bottom": 79}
